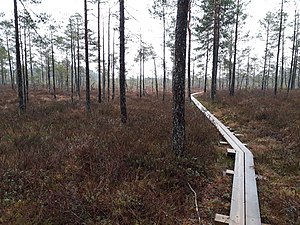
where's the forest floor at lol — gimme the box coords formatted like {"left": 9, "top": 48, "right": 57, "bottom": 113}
{"left": 199, "top": 90, "right": 300, "bottom": 225}
{"left": 0, "top": 86, "right": 231, "bottom": 225}
{"left": 0, "top": 86, "right": 299, "bottom": 225}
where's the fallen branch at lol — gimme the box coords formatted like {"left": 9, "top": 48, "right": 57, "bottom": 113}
{"left": 187, "top": 182, "right": 201, "bottom": 225}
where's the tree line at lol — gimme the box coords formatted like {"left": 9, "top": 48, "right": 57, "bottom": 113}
{"left": 1, "top": 1, "right": 298, "bottom": 105}
{"left": 0, "top": 0, "right": 299, "bottom": 155}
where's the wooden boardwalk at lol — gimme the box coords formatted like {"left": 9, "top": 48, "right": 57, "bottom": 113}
{"left": 191, "top": 93, "right": 262, "bottom": 225}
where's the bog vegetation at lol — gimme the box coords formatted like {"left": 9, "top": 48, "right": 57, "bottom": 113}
{"left": 0, "top": 87, "right": 224, "bottom": 224}
{"left": 1, "top": 87, "right": 300, "bottom": 224}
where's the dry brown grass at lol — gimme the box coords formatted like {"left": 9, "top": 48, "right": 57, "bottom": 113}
{"left": 0, "top": 86, "right": 231, "bottom": 224}
{"left": 200, "top": 89, "right": 300, "bottom": 225}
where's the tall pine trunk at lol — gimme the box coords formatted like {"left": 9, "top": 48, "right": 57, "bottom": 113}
{"left": 6, "top": 34, "right": 14, "bottom": 89}
{"left": 51, "top": 33, "right": 56, "bottom": 99}
{"left": 29, "top": 31, "right": 34, "bottom": 88}
{"left": 153, "top": 56, "right": 158, "bottom": 98}
{"left": 84, "top": 0, "right": 91, "bottom": 112}
{"left": 228, "top": 32, "right": 233, "bottom": 91}
{"left": 102, "top": 22, "right": 106, "bottom": 100}
{"left": 24, "top": 28, "right": 29, "bottom": 102}
{"left": 288, "top": 11, "right": 297, "bottom": 93}
{"left": 230, "top": 0, "right": 240, "bottom": 96}
{"left": 47, "top": 55, "right": 51, "bottom": 92}
{"left": 97, "top": 0, "right": 102, "bottom": 103}
{"left": 142, "top": 48, "right": 145, "bottom": 96}
{"left": 139, "top": 35, "right": 142, "bottom": 98}
{"left": 274, "top": 0, "right": 284, "bottom": 95}
{"left": 66, "top": 50, "right": 69, "bottom": 92}
{"left": 119, "top": 0, "right": 127, "bottom": 123}
{"left": 14, "top": 0, "right": 25, "bottom": 112}
{"left": 211, "top": 0, "right": 220, "bottom": 101}
{"left": 162, "top": 6, "right": 166, "bottom": 102}
{"left": 204, "top": 35, "right": 209, "bottom": 93}
{"left": 112, "top": 29, "right": 115, "bottom": 100}
{"left": 246, "top": 54, "right": 250, "bottom": 90}
{"left": 187, "top": 1, "right": 192, "bottom": 101}
{"left": 280, "top": 26, "right": 285, "bottom": 89}
{"left": 172, "top": 0, "right": 189, "bottom": 156}
{"left": 107, "top": 8, "right": 111, "bottom": 101}
{"left": 70, "top": 21, "right": 74, "bottom": 103}
{"left": 262, "top": 21, "right": 270, "bottom": 90}
{"left": 76, "top": 18, "right": 81, "bottom": 98}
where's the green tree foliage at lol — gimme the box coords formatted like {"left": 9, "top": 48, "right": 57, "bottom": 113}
{"left": 194, "top": 0, "right": 235, "bottom": 53}
{"left": 149, "top": 0, "right": 177, "bottom": 101}
{"left": 194, "top": 0, "right": 235, "bottom": 99}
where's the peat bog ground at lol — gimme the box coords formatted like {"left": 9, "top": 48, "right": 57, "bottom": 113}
{"left": 0, "top": 86, "right": 228, "bottom": 225}
{"left": 200, "top": 90, "right": 300, "bottom": 225}
{"left": 1, "top": 86, "right": 299, "bottom": 224}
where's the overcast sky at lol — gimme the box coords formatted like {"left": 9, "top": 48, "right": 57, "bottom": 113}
{"left": 1, "top": 0, "right": 299, "bottom": 77}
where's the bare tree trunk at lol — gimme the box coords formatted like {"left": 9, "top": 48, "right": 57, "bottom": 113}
{"left": 24, "top": 28, "right": 29, "bottom": 102}
{"left": 76, "top": 18, "right": 81, "bottom": 98}
{"left": 107, "top": 7, "right": 111, "bottom": 101}
{"left": 262, "top": 22, "right": 270, "bottom": 90}
{"left": 228, "top": 32, "right": 233, "bottom": 91}
{"left": 172, "top": 0, "right": 189, "bottom": 156}
{"left": 14, "top": 0, "right": 25, "bottom": 112}
{"left": 47, "top": 55, "right": 51, "bottom": 92}
{"left": 292, "top": 36, "right": 298, "bottom": 89}
{"left": 1, "top": 59, "right": 4, "bottom": 85}
{"left": 102, "top": 21, "right": 106, "bottom": 100}
{"left": 293, "top": 16, "right": 299, "bottom": 89}
{"left": 230, "top": 0, "right": 240, "bottom": 96}
{"left": 274, "top": 0, "right": 284, "bottom": 95}
{"left": 51, "top": 33, "right": 56, "bottom": 99}
{"left": 70, "top": 21, "right": 74, "bottom": 103}
{"left": 112, "top": 29, "right": 115, "bottom": 100}
{"left": 29, "top": 31, "right": 34, "bottom": 88}
{"left": 139, "top": 35, "right": 142, "bottom": 98}
{"left": 204, "top": 33, "right": 209, "bottom": 93}
{"left": 119, "top": 0, "right": 127, "bottom": 123}
{"left": 84, "top": 0, "right": 91, "bottom": 112}
{"left": 211, "top": 0, "right": 220, "bottom": 101}
{"left": 142, "top": 48, "right": 145, "bottom": 96}
{"left": 246, "top": 54, "right": 250, "bottom": 90}
{"left": 66, "top": 50, "right": 69, "bottom": 92}
{"left": 288, "top": 11, "right": 297, "bottom": 93}
{"left": 280, "top": 26, "right": 285, "bottom": 89}
{"left": 40, "top": 48, "right": 44, "bottom": 87}
{"left": 162, "top": 5, "right": 166, "bottom": 102}
{"left": 6, "top": 34, "right": 14, "bottom": 89}
{"left": 266, "top": 57, "right": 271, "bottom": 89}
{"left": 192, "top": 60, "right": 195, "bottom": 88}
{"left": 97, "top": 0, "right": 102, "bottom": 103}
{"left": 73, "top": 36, "right": 77, "bottom": 94}
{"left": 153, "top": 56, "right": 158, "bottom": 98}
{"left": 187, "top": 1, "right": 192, "bottom": 101}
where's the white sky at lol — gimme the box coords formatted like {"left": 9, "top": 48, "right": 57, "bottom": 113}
{"left": 1, "top": 0, "right": 299, "bottom": 78}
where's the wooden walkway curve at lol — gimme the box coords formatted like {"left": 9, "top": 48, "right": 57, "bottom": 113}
{"left": 191, "top": 93, "right": 262, "bottom": 225}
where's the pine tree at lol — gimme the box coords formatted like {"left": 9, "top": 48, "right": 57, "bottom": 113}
{"left": 211, "top": 0, "right": 221, "bottom": 101}
{"left": 274, "top": 0, "right": 284, "bottom": 95}
{"left": 14, "top": 0, "right": 25, "bottom": 113}
{"left": 119, "top": 0, "right": 127, "bottom": 123}
{"left": 172, "top": 0, "right": 190, "bottom": 156}
{"left": 84, "top": 0, "right": 91, "bottom": 112}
